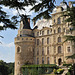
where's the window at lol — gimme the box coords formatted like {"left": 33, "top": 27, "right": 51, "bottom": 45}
{"left": 58, "top": 37, "right": 61, "bottom": 42}
{"left": 47, "top": 57, "right": 49, "bottom": 64}
{"left": 42, "top": 31, "right": 44, "bottom": 35}
{"left": 47, "top": 37, "right": 49, "bottom": 44}
{"left": 37, "top": 32, "right": 39, "bottom": 36}
{"left": 63, "top": 28, "right": 65, "bottom": 32}
{"left": 57, "top": 17, "right": 61, "bottom": 24}
{"left": 54, "top": 46, "right": 56, "bottom": 53}
{"left": 54, "top": 30, "right": 56, "bottom": 33}
{"left": 54, "top": 57, "right": 56, "bottom": 64}
{"left": 42, "top": 38, "right": 44, "bottom": 45}
{"left": 58, "top": 27, "right": 61, "bottom": 33}
{"left": 37, "top": 48, "right": 39, "bottom": 55}
{"left": 42, "top": 57, "right": 44, "bottom": 64}
{"left": 37, "top": 39, "right": 39, "bottom": 45}
{"left": 37, "top": 58, "right": 39, "bottom": 64}
{"left": 54, "top": 19, "right": 55, "bottom": 23}
{"left": 58, "top": 46, "right": 61, "bottom": 53}
{"left": 67, "top": 47, "right": 70, "bottom": 52}
{"left": 47, "top": 47, "right": 49, "bottom": 55}
{"left": 47, "top": 30, "right": 49, "bottom": 34}
{"left": 17, "top": 47, "right": 21, "bottom": 53}
{"left": 42, "top": 47, "right": 44, "bottom": 55}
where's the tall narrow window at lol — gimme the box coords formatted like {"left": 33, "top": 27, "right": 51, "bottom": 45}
{"left": 42, "top": 38, "right": 44, "bottom": 45}
{"left": 37, "top": 48, "right": 39, "bottom": 55}
{"left": 54, "top": 30, "right": 56, "bottom": 33}
{"left": 47, "top": 57, "right": 49, "bottom": 64}
{"left": 67, "top": 47, "right": 70, "bottom": 52}
{"left": 54, "top": 57, "right": 56, "bottom": 64}
{"left": 42, "top": 47, "right": 44, "bottom": 55}
{"left": 42, "top": 57, "right": 44, "bottom": 64}
{"left": 37, "top": 32, "right": 39, "bottom": 36}
{"left": 58, "top": 46, "right": 61, "bottom": 53}
{"left": 37, "top": 39, "right": 39, "bottom": 45}
{"left": 37, "top": 58, "right": 39, "bottom": 64}
{"left": 47, "top": 46, "right": 49, "bottom": 55}
{"left": 58, "top": 27, "right": 61, "bottom": 33}
{"left": 47, "top": 37, "right": 49, "bottom": 44}
{"left": 17, "top": 47, "right": 21, "bottom": 53}
{"left": 47, "top": 30, "right": 49, "bottom": 34}
{"left": 58, "top": 37, "right": 61, "bottom": 42}
{"left": 57, "top": 17, "right": 61, "bottom": 24}
{"left": 42, "top": 31, "right": 44, "bottom": 35}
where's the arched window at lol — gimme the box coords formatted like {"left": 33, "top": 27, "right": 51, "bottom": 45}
{"left": 37, "top": 39, "right": 39, "bottom": 45}
{"left": 47, "top": 30, "right": 49, "bottom": 34}
{"left": 47, "top": 37, "right": 49, "bottom": 44}
{"left": 37, "top": 48, "right": 39, "bottom": 55}
{"left": 47, "top": 57, "right": 49, "bottom": 64}
{"left": 58, "top": 46, "right": 61, "bottom": 53}
{"left": 57, "top": 17, "right": 61, "bottom": 24}
{"left": 47, "top": 47, "right": 49, "bottom": 55}
{"left": 42, "top": 57, "right": 44, "bottom": 64}
{"left": 58, "top": 37, "right": 61, "bottom": 42}
{"left": 42, "top": 47, "right": 44, "bottom": 55}
{"left": 37, "top": 32, "right": 39, "bottom": 36}
{"left": 42, "top": 31, "right": 44, "bottom": 35}
{"left": 17, "top": 47, "right": 21, "bottom": 53}
{"left": 37, "top": 58, "right": 39, "bottom": 64}
{"left": 42, "top": 38, "right": 44, "bottom": 45}
{"left": 58, "top": 27, "right": 61, "bottom": 33}
{"left": 54, "top": 30, "right": 56, "bottom": 33}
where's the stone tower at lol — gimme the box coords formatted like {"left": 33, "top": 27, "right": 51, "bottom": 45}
{"left": 14, "top": 15, "right": 35, "bottom": 75}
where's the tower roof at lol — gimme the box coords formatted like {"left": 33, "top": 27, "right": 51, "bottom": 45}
{"left": 20, "top": 15, "right": 31, "bottom": 29}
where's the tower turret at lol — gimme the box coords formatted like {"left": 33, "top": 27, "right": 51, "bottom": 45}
{"left": 14, "top": 15, "right": 35, "bottom": 75}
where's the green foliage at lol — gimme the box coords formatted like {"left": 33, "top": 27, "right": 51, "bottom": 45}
{"left": 31, "top": 0, "right": 55, "bottom": 21}
{"left": 63, "top": 64, "right": 72, "bottom": 67}
{"left": 0, "top": 60, "right": 14, "bottom": 75}
{"left": 22, "top": 64, "right": 58, "bottom": 68}
{"left": 0, "top": 60, "right": 9, "bottom": 75}
{"left": 66, "top": 72, "right": 71, "bottom": 75}
{"left": 54, "top": 68, "right": 64, "bottom": 74}
{"left": 22, "top": 64, "right": 58, "bottom": 75}
{"left": 63, "top": 2, "right": 75, "bottom": 59}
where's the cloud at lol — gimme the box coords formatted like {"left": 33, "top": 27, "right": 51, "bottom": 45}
{"left": 0, "top": 42, "right": 14, "bottom": 48}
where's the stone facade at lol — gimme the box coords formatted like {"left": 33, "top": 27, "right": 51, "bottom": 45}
{"left": 14, "top": 1, "right": 75, "bottom": 75}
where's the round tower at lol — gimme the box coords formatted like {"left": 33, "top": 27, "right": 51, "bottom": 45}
{"left": 14, "top": 15, "right": 35, "bottom": 75}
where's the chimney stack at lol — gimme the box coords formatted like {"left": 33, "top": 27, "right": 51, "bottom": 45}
{"left": 69, "top": 1, "right": 72, "bottom": 8}
{"left": 33, "top": 20, "right": 36, "bottom": 26}
{"left": 28, "top": 18, "right": 30, "bottom": 25}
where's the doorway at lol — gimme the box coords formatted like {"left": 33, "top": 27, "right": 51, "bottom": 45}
{"left": 58, "top": 58, "right": 62, "bottom": 65}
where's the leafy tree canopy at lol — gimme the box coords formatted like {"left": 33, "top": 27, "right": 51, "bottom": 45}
{"left": 31, "top": 0, "right": 56, "bottom": 21}
{"left": 63, "top": 2, "right": 75, "bottom": 59}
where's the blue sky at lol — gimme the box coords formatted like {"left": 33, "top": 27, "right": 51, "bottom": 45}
{"left": 0, "top": 0, "right": 75, "bottom": 63}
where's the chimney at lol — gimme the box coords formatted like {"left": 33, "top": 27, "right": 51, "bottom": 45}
{"left": 28, "top": 18, "right": 30, "bottom": 25}
{"left": 69, "top": 1, "right": 72, "bottom": 8}
{"left": 33, "top": 20, "right": 36, "bottom": 26}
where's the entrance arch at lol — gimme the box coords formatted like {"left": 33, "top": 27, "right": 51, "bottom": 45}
{"left": 58, "top": 58, "right": 62, "bottom": 65}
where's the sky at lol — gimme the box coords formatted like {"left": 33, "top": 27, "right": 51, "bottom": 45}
{"left": 0, "top": 0, "right": 75, "bottom": 63}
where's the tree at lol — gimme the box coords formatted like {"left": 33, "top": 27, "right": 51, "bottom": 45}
{"left": 0, "top": 0, "right": 37, "bottom": 31}
{"left": 31, "top": 0, "right": 56, "bottom": 21}
{"left": 0, "top": 60, "right": 9, "bottom": 75}
{"left": 63, "top": 1, "right": 75, "bottom": 59}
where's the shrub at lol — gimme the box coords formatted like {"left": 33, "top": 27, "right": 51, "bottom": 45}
{"left": 63, "top": 64, "right": 72, "bottom": 67}
{"left": 66, "top": 72, "right": 71, "bottom": 75}
{"left": 54, "top": 68, "right": 64, "bottom": 74}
